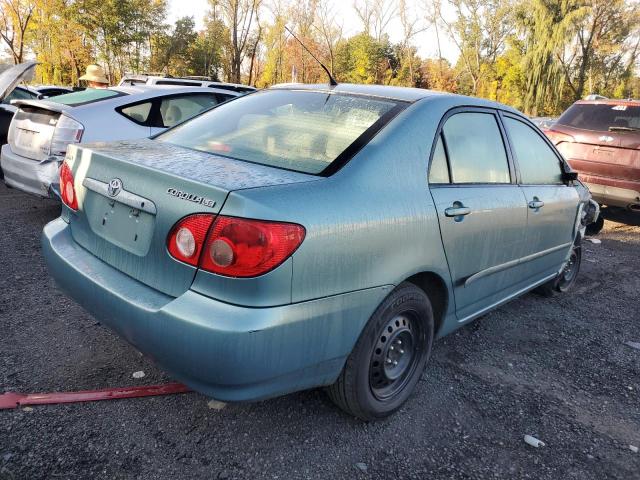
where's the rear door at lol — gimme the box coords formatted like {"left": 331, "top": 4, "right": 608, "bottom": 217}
{"left": 428, "top": 108, "right": 529, "bottom": 320}
{"left": 502, "top": 114, "right": 579, "bottom": 279}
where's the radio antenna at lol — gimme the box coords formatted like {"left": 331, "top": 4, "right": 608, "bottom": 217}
{"left": 284, "top": 26, "right": 338, "bottom": 87}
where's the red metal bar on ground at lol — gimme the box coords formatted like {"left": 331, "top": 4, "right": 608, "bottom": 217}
{"left": 0, "top": 383, "right": 191, "bottom": 410}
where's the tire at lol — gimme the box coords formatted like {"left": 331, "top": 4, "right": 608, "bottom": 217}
{"left": 585, "top": 212, "right": 604, "bottom": 236}
{"left": 326, "top": 282, "right": 434, "bottom": 420}
{"left": 534, "top": 243, "right": 582, "bottom": 297}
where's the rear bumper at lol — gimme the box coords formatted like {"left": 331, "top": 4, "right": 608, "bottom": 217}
{"left": 582, "top": 177, "right": 640, "bottom": 209}
{"left": 1, "top": 144, "right": 60, "bottom": 198}
{"left": 42, "top": 218, "right": 390, "bottom": 401}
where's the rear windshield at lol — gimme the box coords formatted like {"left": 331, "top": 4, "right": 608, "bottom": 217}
{"left": 51, "top": 88, "right": 126, "bottom": 106}
{"left": 557, "top": 103, "right": 640, "bottom": 131}
{"left": 157, "top": 89, "right": 403, "bottom": 175}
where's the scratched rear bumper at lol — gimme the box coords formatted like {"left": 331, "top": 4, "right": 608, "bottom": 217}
{"left": 42, "top": 217, "right": 389, "bottom": 401}
{"left": 1, "top": 144, "right": 60, "bottom": 198}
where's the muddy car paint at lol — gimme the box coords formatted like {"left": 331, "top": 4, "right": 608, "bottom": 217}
{"left": 42, "top": 84, "right": 595, "bottom": 404}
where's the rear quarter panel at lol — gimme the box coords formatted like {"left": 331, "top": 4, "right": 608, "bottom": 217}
{"left": 218, "top": 98, "right": 463, "bottom": 322}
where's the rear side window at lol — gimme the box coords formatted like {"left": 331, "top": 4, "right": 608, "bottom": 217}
{"left": 429, "top": 134, "right": 450, "bottom": 183}
{"left": 120, "top": 101, "right": 152, "bottom": 124}
{"left": 157, "top": 90, "right": 403, "bottom": 175}
{"left": 442, "top": 112, "right": 510, "bottom": 184}
{"left": 557, "top": 104, "right": 640, "bottom": 131}
{"left": 504, "top": 117, "right": 563, "bottom": 185}
{"left": 159, "top": 94, "right": 221, "bottom": 128}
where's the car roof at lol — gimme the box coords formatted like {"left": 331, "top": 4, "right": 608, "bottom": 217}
{"left": 574, "top": 99, "right": 640, "bottom": 107}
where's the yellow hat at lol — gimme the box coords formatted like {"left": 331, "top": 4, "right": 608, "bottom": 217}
{"left": 79, "top": 64, "right": 109, "bottom": 84}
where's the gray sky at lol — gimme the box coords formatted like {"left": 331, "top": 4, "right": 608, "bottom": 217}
{"left": 167, "top": 0, "right": 458, "bottom": 62}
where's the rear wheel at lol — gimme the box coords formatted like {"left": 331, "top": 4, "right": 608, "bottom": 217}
{"left": 534, "top": 243, "right": 582, "bottom": 297}
{"left": 326, "top": 283, "right": 434, "bottom": 420}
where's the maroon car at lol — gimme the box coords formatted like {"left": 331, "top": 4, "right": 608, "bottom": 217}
{"left": 545, "top": 99, "right": 640, "bottom": 232}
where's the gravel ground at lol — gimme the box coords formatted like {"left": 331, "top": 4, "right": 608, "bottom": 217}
{"left": 1, "top": 182, "right": 639, "bottom": 480}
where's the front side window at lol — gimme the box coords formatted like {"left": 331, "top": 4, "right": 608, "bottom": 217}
{"left": 159, "top": 94, "right": 221, "bottom": 128}
{"left": 158, "top": 90, "right": 402, "bottom": 175}
{"left": 442, "top": 112, "right": 510, "bottom": 184}
{"left": 504, "top": 117, "right": 563, "bottom": 185}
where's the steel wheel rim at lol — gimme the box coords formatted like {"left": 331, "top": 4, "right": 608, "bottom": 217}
{"left": 368, "top": 312, "right": 422, "bottom": 401}
{"left": 560, "top": 248, "right": 579, "bottom": 287}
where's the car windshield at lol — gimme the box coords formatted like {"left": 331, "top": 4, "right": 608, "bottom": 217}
{"left": 557, "top": 103, "right": 640, "bottom": 131}
{"left": 51, "top": 88, "right": 125, "bottom": 106}
{"left": 157, "top": 89, "right": 402, "bottom": 175}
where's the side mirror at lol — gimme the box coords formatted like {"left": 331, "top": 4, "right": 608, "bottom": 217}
{"left": 562, "top": 171, "right": 578, "bottom": 182}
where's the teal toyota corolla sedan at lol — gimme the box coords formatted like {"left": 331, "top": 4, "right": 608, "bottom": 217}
{"left": 42, "top": 84, "right": 598, "bottom": 420}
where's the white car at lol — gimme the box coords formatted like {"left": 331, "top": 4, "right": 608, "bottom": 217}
{"left": 1, "top": 82, "right": 241, "bottom": 198}
{"left": 118, "top": 74, "right": 256, "bottom": 94}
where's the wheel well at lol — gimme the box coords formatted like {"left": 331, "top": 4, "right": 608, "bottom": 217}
{"left": 405, "top": 272, "right": 448, "bottom": 334}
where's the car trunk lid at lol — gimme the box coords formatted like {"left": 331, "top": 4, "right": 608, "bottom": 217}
{"left": 8, "top": 101, "right": 68, "bottom": 160}
{"left": 65, "top": 138, "right": 317, "bottom": 297}
{"left": 0, "top": 61, "right": 36, "bottom": 101}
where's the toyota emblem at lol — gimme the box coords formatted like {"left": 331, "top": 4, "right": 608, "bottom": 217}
{"left": 107, "top": 178, "right": 122, "bottom": 197}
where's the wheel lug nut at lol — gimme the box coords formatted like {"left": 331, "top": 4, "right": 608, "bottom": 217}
{"left": 393, "top": 360, "right": 398, "bottom": 366}
{"left": 390, "top": 346, "right": 394, "bottom": 351}
{"left": 399, "top": 349, "right": 404, "bottom": 354}
{"left": 386, "top": 358, "right": 392, "bottom": 364}
{"left": 397, "top": 340, "right": 402, "bottom": 345}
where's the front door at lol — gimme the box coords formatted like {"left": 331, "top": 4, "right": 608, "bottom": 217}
{"left": 502, "top": 115, "right": 580, "bottom": 279}
{"left": 428, "top": 110, "right": 528, "bottom": 321}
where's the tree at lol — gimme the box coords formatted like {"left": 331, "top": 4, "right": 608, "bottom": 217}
{"left": 151, "top": 16, "right": 198, "bottom": 75}
{"left": 516, "top": 0, "right": 588, "bottom": 115}
{"left": 431, "top": 0, "right": 513, "bottom": 96}
{"left": 313, "top": 0, "right": 342, "bottom": 74}
{"left": 353, "top": 0, "right": 395, "bottom": 42}
{"left": 557, "top": 0, "right": 640, "bottom": 101}
{"left": 0, "top": 0, "right": 36, "bottom": 63}
{"left": 209, "top": 0, "right": 261, "bottom": 83}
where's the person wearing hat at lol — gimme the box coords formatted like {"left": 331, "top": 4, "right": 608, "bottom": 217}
{"left": 79, "top": 64, "right": 109, "bottom": 88}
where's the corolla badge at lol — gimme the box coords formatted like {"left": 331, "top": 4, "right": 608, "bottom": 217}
{"left": 107, "top": 178, "right": 123, "bottom": 197}
{"left": 599, "top": 135, "right": 614, "bottom": 143}
{"left": 167, "top": 187, "right": 217, "bottom": 208}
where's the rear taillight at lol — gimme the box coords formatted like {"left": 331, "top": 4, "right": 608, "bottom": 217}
{"left": 7, "top": 115, "right": 17, "bottom": 146}
{"left": 200, "top": 216, "right": 305, "bottom": 277}
{"left": 167, "top": 214, "right": 306, "bottom": 277}
{"left": 50, "top": 115, "right": 84, "bottom": 158}
{"left": 167, "top": 214, "right": 216, "bottom": 266}
{"left": 59, "top": 162, "right": 78, "bottom": 210}
{"left": 545, "top": 129, "right": 575, "bottom": 145}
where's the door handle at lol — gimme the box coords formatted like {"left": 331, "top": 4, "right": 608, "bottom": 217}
{"left": 444, "top": 206, "right": 471, "bottom": 217}
{"left": 528, "top": 199, "right": 545, "bottom": 209}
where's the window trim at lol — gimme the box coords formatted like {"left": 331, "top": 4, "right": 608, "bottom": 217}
{"left": 499, "top": 111, "right": 570, "bottom": 186}
{"left": 427, "top": 106, "right": 516, "bottom": 187}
